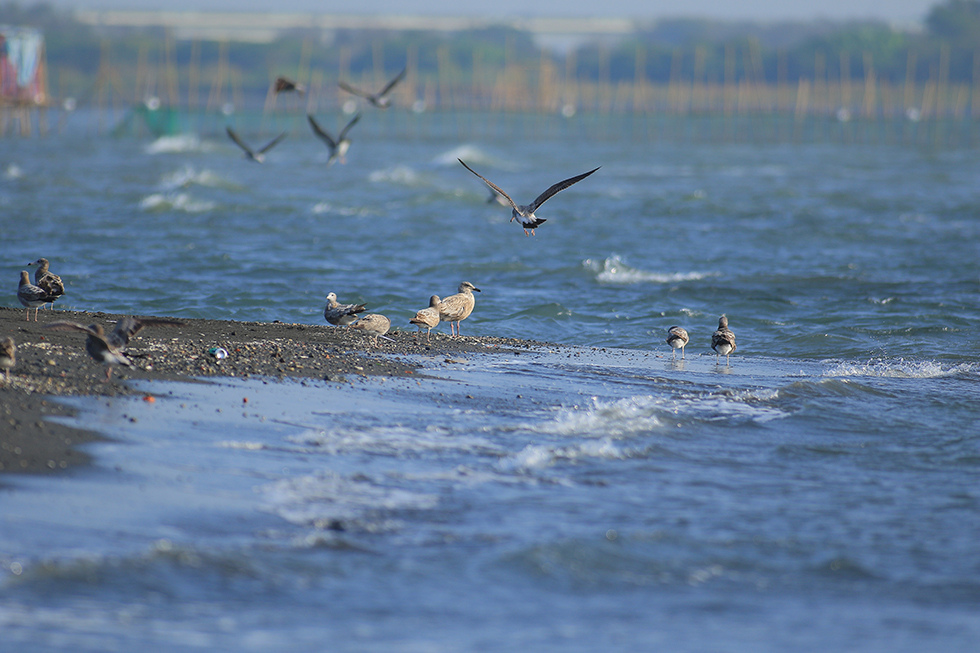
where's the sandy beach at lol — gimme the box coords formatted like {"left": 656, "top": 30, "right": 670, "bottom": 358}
{"left": 0, "top": 306, "right": 543, "bottom": 475}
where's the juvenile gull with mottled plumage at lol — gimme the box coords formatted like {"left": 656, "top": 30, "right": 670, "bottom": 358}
{"left": 410, "top": 295, "right": 441, "bottom": 342}
{"left": 351, "top": 314, "right": 392, "bottom": 346}
{"left": 28, "top": 258, "right": 65, "bottom": 309}
{"left": 18, "top": 271, "right": 59, "bottom": 321}
{"left": 44, "top": 316, "right": 183, "bottom": 381}
{"left": 439, "top": 282, "right": 480, "bottom": 337}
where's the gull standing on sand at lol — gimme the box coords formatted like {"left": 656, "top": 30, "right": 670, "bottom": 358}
{"left": 410, "top": 295, "right": 441, "bottom": 342}
{"left": 439, "top": 282, "right": 480, "bottom": 337}
{"left": 458, "top": 159, "right": 600, "bottom": 236}
{"left": 18, "top": 271, "right": 59, "bottom": 321}
{"left": 28, "top": 258, "right": 65, "bottom": 309}
{"left": 351, "top": 314, "right": 392, "bottom": 346}
{"left": 0, "top": 337, "right": 14, "bottom": 382}
{"left": 323, "top": 292, "right": 367, "bottom": 327}
{"left": 225, "top": 127, "right": 287, "bottom": 163}
{"left": 44, "top": 316, "right": 183, "bottom": 381}
{"left": 338, "top": 68, "right": 406, "bottom": 108}
{"left": 307, "top": 113, "right": 361, "bottom": 166}
{"left": 711, "top": 315, "right": 737, "bottom": 365}
{"left": 666, "top": 326, "right": 689, "bottom": 359}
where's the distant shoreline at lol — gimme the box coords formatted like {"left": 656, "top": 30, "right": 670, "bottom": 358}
{"left": 0, "top": 306, "right": 545, "bottom": 475}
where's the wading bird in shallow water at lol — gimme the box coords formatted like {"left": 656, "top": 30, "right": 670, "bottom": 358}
{"left": 28, "top": 258, "right": 65, "bottom": 309}
{"left": 323, "top": 292, "right": 367, "bottom": 327}
{"left": 225, "top": 127, "right": 287, "bottom": 163}
{"left": 17, "top": 271, "right": 59, "bottom": 321}
{"left": 410, "top": 295, "right": 442, "bottom": 342}
{"left": 338, "top": 68, "right": 406, "bottom": 108}
{"left": 457, "top": 159, "right": 600, "bottom": 236}
{"left": 351, "top": 314, "right": 392, "bottom": 346}
{"left": 307, "top": 113, "right": 361, "bottom": 166}
{"left": 439, "top": 282, "right": 480, "bottom": 337}
{"left": 45, "top": 316, "right": 183, "bottom": 381}
{"left": 0, "top": 337, "right": 14, "bottom": 382}
{"left": 666, "top": 326, "right": 689, "bottom": 359}
{"left": 711, "top": 315, "right": 737, "bottom": 365}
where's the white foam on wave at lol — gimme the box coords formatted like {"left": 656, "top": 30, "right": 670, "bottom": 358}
{"left": 369, "top": 165, "right": 425, "bottom": 186}
{"left": 260, "top": 471, "right": 439, "bottom": 528}
{"left": 288, "top": 424, "right": 501, "bottom": 457}
{"left": 825, "top": 359, "right": 978, "bottom": 379}
{"left": 583, "top": 255, "right": 714, "bottom": 285}
{"left": 159, "top": 165, "right": 230, "bottom": 190}
{"left": 432, "top": 143, "right": 496, "bottom": 167}
{"left": 499, "top": 438, "right": 638, "bottom": 473}
{"left": 139, "top": 192, "right": 216, "bottom": 213}
{"left": 4, "top": 164, "right": 23, "bottom": 179}
{"left": 311, "top": 201, "right": 376, "bottom": 217}
{"left": 144, "top": 134, "right": 207, "bottom": 155}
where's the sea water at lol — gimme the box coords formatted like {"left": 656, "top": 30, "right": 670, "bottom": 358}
{"left": 1, "top": 110, "right": 979, "bottom": 651}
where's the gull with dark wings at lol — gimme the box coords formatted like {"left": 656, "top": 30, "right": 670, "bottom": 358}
{"left": 307, "top": 113, "right": 361, "bottom": 166}
{"left": 225, "top": 127, "right": 287, "bottom": 163}
{"left": 458, "top": 159, "right": 600, "bottom": 236}
{"left": 338, "top": 68, "right": 406, "bottom": 109}
{"left": 45, "top": 316, "right": 183, "bottom": 381}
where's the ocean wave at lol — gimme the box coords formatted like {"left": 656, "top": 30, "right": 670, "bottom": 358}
{"left": 583, "top": 255, "right": 714, "bottom": 285}
{"left": 499, "top": 439, "right": 639, "bottom": 473}
{"left": 138, "top": 192, "right": 216, "bottom": 213}
{"left": 432, "top": 143, "right": 496, "bottom": 167}
{"left": 159, "top": 165, "right": 233, "bottom": 190}
{"left": 143, "top": 134, "right": 207, "bottom": 155}
{"left": 824, "top": 359, "right": 978, "bottom": 379}
{"left": 368, "top": 165, "right": 426, "bottom": 186}
{"left": 288, "top": 424, "right": 500, "bottom": 457}
{"left": 3, "top": 163, "right": 23, "bottom": 180}
{"left": 260, "top": 471, "right": 439, "bottom": 529}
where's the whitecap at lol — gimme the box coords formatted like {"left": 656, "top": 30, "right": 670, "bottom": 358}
{"left": 499, "top": 438, "right": 635, "bottom": 473}
{"left": 583, "top": 255, "right": 714, "bottom": 285}
{"left": 3, "top": 164, "right": 23, "bottom": 179}
{"left": 432, "top": 143, "right": 496, "bottom": 167}
{"left": 825, "top": 359, "right": 978, "bottom": 379}
{"left": 144, "top": 134, "right": 205, "bottom": 155}
{"left": 139, "top": 192, "right": 216, "bottom": 213}
{"left": 369, "top": 165, "right": 425, "bottom": 186}
{"left": 159, "top": 165, "right": 231, "bottom": 190}
{"left": 288, "top": 424, "right": 500, "bottom": 457}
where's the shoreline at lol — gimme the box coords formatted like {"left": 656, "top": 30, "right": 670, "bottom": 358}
{"left": 0, "top": 306, "right": 548, "bottom": 475}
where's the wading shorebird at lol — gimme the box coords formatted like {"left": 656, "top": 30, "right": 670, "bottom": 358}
{"left": 458, "top": 159, "right": 600, "bottom": 236}
{"left": 439, "top": 282, "right": 480, "bottom": 337}
{"left": 45, "top": 316, "right": 183, "bottom": 381}
{"left": 338, "top": 68, "right": 406, "bottom": 109}
{"left": 666, "top": 326, "right": 689, "bottom": 359}
{"left": 711, "top": 315, "right": 737, "bottom": 365}
{"left": 225, "top": 127, "right": 287, "bottom": 163}
{"left": 307, "top": 113, "right": 361, "bottom": 166}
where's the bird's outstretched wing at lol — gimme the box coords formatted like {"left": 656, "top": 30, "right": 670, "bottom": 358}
{"left": 225, "top": 127, "right": 254, "bottom": 157}
{"left": 528, "top": 167, "right": 600, "bottom": 213}
{"left": 338, "top": 113, "right": 362, "bottom": 140}
{"left": 458, "top": 159, "right": 518, "bottom": 211}
{"left": 378, "top": 68, "right": 407, "bottom": 97}
{"left": 307, "top": 115, "right": 336, "bottom": 148}
{"left": 257, "top": 131, "right": 288, "bottom": 155}
{"left": 337, "top": 81, "right": 370, "bottom": 100}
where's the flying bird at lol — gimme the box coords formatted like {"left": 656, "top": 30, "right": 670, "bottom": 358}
{"left": 45, "top": 316, "right": 183, "bottom": 381}
{"left": 273, "top": 76, "right": 306, "bottom": 95}
{"left": 438, "top": 281, "right": 480, "bottom": 337}
{"left": 225, "top": 127, "right": 287, "bottom": 163}
{"left": 323, "top": 292, "right": 367, "bottom": 327}
{"left": 338, "top": 67, "right": 406, "bottom": 108}
{"left": 17, "top": 270, "right": 59, "bottom": 321}
{"left": 410, "top": 295, "right": 442, "bottom": 342}
{"left": 711, "top": 315, "right": 737, "bottom": 365}
{"left": 307, "top": 113, "right": 361, "bottom": 166}
{"left": 458, "top": 159, "right": 600, "bottom": 236}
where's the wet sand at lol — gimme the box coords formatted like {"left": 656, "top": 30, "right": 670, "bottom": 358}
{"left": 0, "top": 306, "right": 545, "bottom": 475}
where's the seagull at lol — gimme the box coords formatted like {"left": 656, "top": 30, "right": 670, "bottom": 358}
{"left": 338, "top": 67, "right": 406, "bottom": 108}
{"left": 273, "top": 76, "right": 306, "bottom": 95}
{"left": 439, "top": 282, "right": 480, "bottom": 337}
{"left": 307, "top": 113, "right": 361, "bottom": 166}
{"left": 351, "top": 314, "right": 392, "bottom": 346}
{"left": 225, "top": 127, "right": 287, "bottom": 163}
{"left": 410, "top": 295, "right": 441, "bottom": 342}
{"left": 0, "top": 337, "right": 14, "bottom": 382}
{"left": 27, "top": 257, "right": 65, "bottom": 309}
{"left": 458, "top": 159, "right": 600, "bottom": 236}
{"left": 711, "top": 315, "right": 737, "bottom": 365}
{"left": 44, "top": 316, "right": 183, "bottom": 381}
{"left": 666, "top": 326, "right": 689, "bottom": 359}
{"left": 18, "top": 270, "right": 59, "bottom": 321}
{"left": 323, "top": 292, "right": 367, "bottom": 327}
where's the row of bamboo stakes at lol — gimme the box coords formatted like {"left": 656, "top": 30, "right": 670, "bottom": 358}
{"left": 4, "top": 35, "right": 980, "bottom": 138}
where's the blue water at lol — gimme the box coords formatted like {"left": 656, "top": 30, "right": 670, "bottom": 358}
{"left": 1, "top": 110, "right": 979, "bottom": 651}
